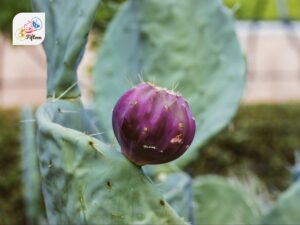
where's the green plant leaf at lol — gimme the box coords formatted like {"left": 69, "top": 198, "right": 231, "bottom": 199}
{"left": 93, "top": 0, "right": 246, "bottom": 168}
{"left": 32, "top": 0, "right": 101, "bottom": 97}
{"left": 261, "top": 181, "right": 300, "bottom": 225}
{"left": 192, "top": 176, "right": 262, "bottom": 225}
{"left": 36, "top": 99, "right": 185, "bottom": 224}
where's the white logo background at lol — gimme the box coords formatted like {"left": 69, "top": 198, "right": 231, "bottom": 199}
{"left": 13, "top": 13, "right": 45, "bottom": 46}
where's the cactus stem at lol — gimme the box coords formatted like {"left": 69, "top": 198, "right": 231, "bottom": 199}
{"left": 53, "top": 81, "right": 79, "bottom": 102}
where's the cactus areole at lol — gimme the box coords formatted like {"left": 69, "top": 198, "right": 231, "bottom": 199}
{"left": 112, "top": 82, "right": 196, "bottom": 166}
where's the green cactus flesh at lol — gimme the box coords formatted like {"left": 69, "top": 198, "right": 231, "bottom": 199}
{"left": 32, "top": 0, "right": 101, "bottom": 98}
{"left": 192, "top": 176, "right": 262, "bottom": 225}
{"left": 36, "top": 99, "right": 185, "bottom": 225}
{"left": 21, "top": 107, "right": 44, "bottom": 224}
{"left": 155, "top": 172, "right": 194, "bottom": 223}
{"left": 261, "top": 181, "right": 300, "bottom": 225}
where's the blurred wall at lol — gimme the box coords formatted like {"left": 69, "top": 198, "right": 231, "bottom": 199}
{"left": 238, "top": 22, "right": 300, "bottom": 103}
{"left": 0, "top": 33, "right": 95, "bottom": 107}
{"left": 0, "top": 21, "right": 300, "bottom": 108}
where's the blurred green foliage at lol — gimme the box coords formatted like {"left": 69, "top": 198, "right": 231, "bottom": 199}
{"left": 0, "top": 0, "right": 31, "bottom": 37}
{"left": 0, "top": 109, "right": 26, "bottom": 225}
{"left": 223, "top": 0, "right": 300, "bottom": 20}
{"left": 1, "top": 0, "right": 300, "bottom": 37}
{"left": 186, "top": 103, "right": 300, "bottom": 193}
{"left": 1, "top": 103, "right": 299, "bottom": 224}
{"left": 94, "top": 0, "right": 125, "bottom": 32}
{"left": 0, "top": 0, "right": 125, "bottom": 37}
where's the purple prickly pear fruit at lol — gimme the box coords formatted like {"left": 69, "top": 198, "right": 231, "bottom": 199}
{"left": 112, "top": 82, "right": 196, "bottom": 166}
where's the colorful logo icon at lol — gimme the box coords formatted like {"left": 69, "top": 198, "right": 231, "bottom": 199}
{"left": 13, "top": 13, "right": 45, "bottom": 45}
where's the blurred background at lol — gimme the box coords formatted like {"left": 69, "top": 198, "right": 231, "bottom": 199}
{"left": 0, "top": 0, "right": 300, "bottom": 224}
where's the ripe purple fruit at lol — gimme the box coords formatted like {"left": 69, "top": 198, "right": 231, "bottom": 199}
{"left": 112, "top": 82, "right": 196, "bottom": 166}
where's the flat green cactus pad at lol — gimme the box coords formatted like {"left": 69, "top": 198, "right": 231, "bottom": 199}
{"left": 36, "top": 99, "right": 185, "bottom": 224}
{"left": 32, "top": 0, "right": 100, "bottom": 98}
{"left": 93, "top": 0, "right": 246, "bottom": 169}
{"left": 261, "top": 181, "right": 300, "bottom": 225}
{"left": 192, "top": 176, "right": 262, "bottom": 225}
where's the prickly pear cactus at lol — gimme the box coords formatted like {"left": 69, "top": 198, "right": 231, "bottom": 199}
{"left": 36, "top": 100, "right": 185, "bottom": 224}
{"left": 192, "top": 176, "right": 262, "bottom": 225}
{"left": 93, "top": 0, "right": 246, "bottom": 169}
{"left": 261, "top": 181, "right": 300, "bottom": 225}
{"left": 32, "top": 0, "right": 185, "bottom": 224}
